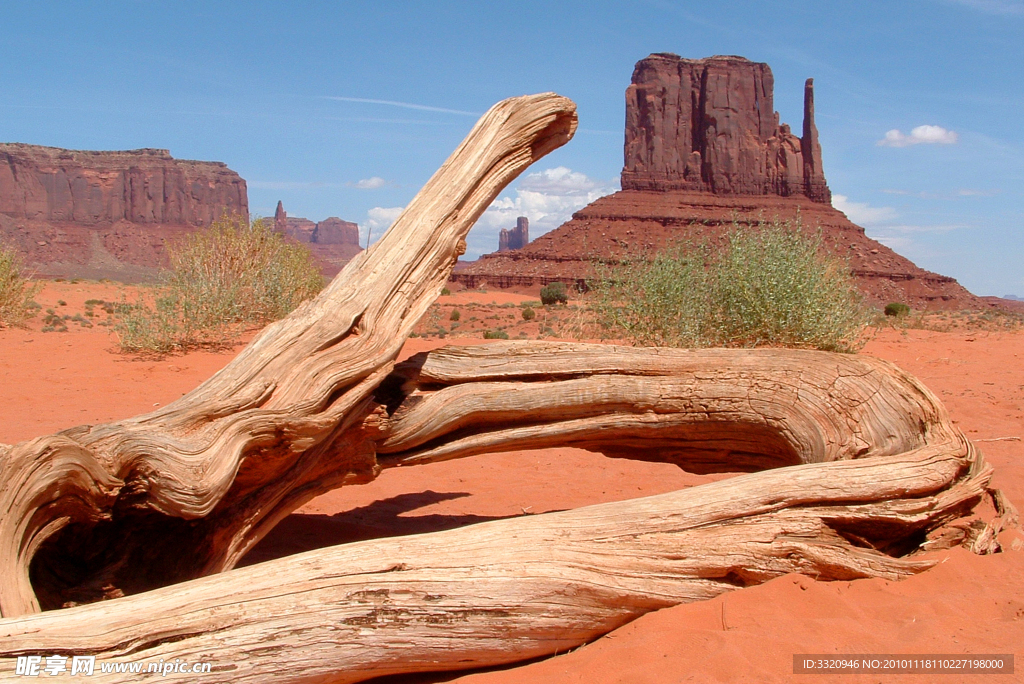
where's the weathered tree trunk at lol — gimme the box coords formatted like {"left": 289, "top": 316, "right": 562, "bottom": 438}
{"left": 0, "top": 92, "right": 579, "bottom": 617}
{"left": 0, "top": 93, "right": 1016, "bottom": 683}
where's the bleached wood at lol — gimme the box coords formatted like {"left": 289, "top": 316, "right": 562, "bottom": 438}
{"left": 0, "top": 93, "right": 578, "bottom": 617}
{"left": 0, "top": 93, "right": 1014, "bottom": 684}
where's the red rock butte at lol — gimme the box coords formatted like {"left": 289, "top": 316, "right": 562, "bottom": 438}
{"left": 454, "top": 54, "right": 981, "bottom": 309}
{"left": 0, "top": 144, "right": 248, "bottom": 281}
{"left": 273, "top": 201, "right": 363, "bottom": 277}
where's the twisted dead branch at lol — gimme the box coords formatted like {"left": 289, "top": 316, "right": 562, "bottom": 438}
{"left": 0, "top": 93, "right": 1014, "bottom": 683}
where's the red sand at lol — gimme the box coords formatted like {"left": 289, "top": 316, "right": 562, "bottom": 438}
{"left": 1, "top": 284, "right": 1022, "bottom": 683}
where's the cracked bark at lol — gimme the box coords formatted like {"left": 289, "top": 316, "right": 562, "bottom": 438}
{"left": 0, "top": 93, "right": 1016, "bottom": 684}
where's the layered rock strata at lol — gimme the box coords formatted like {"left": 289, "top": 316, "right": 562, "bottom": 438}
{"left": 455, "top": 54, "right": 980, "bottom": 309}
{"left": 457, "top": 191, "right": 979, "bottom": 308}
{"left": 0, "top": 144, "right": 248, "bottom": 281}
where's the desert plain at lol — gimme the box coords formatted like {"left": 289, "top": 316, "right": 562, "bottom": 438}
{"left": 1, "top": 280, "right": 1022, "bottom": 683}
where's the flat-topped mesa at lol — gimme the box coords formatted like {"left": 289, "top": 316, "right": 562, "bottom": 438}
{"left": 0, "top": 143, "right": 248, "bottom": 226}
{"left": 621, "top": 54, "right": 830, "bottom": 203}
{"left": 498, "top": 216, "right": 529, "bottom": 251}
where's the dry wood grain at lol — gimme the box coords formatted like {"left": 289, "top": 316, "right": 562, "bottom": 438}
{"left": 0, "top": 92, "right": 1015, "bottom": 684}
{"left": 0, "top": 92, "right": 578, "bottom": 617}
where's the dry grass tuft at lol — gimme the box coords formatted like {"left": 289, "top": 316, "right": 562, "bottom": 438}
{"left": 116, "top": 216, "right": 324, "bottom": 353}
{"left": 0, "top": 243, "right": 41, "bottom": 328}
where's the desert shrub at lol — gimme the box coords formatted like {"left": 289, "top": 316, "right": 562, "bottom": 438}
{"left": 440, "top": 287, "right": 451, "bottom": 296}
{"left": 0, "top": 243, "right": 41, "bottom": 327}
{"left": 116, "top": 216, "right": 324, "bottom": 353}
{"left": 521, "top": 306, "right": 536, "bottom": 321}
{"left": 590, "top": 220, "right": 867, "bottom": 352}
{"left": 884, "top": 302, "right": 911, "bottom": 318}
{"left": 590, "top": 243, "right": 713, "bottom": 347}
{"left": 449, "top": 309, "right": 461, "bottom": 322}
{"left": 483, "top": 329, "right": 509, "bottom": 339}
{"left": 540, "top": 282, "right": 568, "bottom": 306}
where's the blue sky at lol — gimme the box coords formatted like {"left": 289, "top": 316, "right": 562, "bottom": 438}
{"left": 2, "top": 1, "right": 1021, "bottom": 295}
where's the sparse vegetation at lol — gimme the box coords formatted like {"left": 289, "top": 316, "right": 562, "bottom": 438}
{"left": 590, "top": 220, "right": 868, "bottom": 352}
{"left": 521, "top": 306, "right": 536, "bottom": 321}
{"left": 483, "top": 329, "right": 509, "bottom": 339}
{"left": 440, "top": 287, "right": 451, "bottom": 296}
{"left": 540, "top": 282, "right": 568, "bottom": 306}
{"left": 449, "top": 309, "right": 461, "bottom": 322}
{"left": 0, "top": 243, "right": 42, "bottom": 327}
{"left": 115, "top": 215, "right": 324, "bottom": 353}
{"left": 885, "top": 302, "right": 911, "bottom": 318}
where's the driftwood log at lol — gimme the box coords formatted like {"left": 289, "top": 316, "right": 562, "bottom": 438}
{"left": 0, "top": 93, "right": 1016, "bottom": 683}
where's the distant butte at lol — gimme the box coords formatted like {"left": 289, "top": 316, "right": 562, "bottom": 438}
{"left": 454, "top": 54, "right": 981, "bottom": 309}
{"left": 273, "top": 201, "right": 363, "bottom": 277}
{"left": 0, "top": 144, "right": 248, "bottom": 282}
{"left": 498, "top": 216, "right": 530, "bottom": 252}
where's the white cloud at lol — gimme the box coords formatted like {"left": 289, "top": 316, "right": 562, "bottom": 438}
{"left": 877, "top": 125, "right": 959, "bottom": 147}
{"left": 353, "top": 176, "right": 388, "bottom": 190}
{"left": 832, "top": 194, "right": 898, "bottom": 225}
{"left": 833, "top": 193, "right": 967, "bottom": 260}
{"left": 359, "top": 206, "right": 404, "bottom": 245}
{"left": 465, "top": 167, "right": 618, "bottom": 258}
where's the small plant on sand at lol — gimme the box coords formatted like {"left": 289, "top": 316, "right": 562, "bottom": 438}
{"left": 116, "top": 215, "right": 324, "bottom": 353}
{"left": 590, "top": 219, "right": 867, "bottom": 352}
{"left": 0, "top": 243, "right": 42, "bottom": 327}
{"left": 483, "top": 329, "right": 509, "bottom": 340}
{"left": 449, "top": 309, "right": 461, "bottom": 322}
{"left": 884, "top": 302, "right": 911, "bottom": 318}
{"left": 521, "top": 306, "right": 536, "bottom": 321}
{"left": 540, "top": 282, "right": 568, "bottom": 306}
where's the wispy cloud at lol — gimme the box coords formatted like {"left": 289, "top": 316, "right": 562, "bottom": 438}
{"left": 833, "top": 194, "right": 967, "bottom": 258}
{"left": 832, "top": 195, "right": 898, "bottom": 225}
{"left": 248, "top": 180, "right": 341, "bottom": 191}
{"left": 881, "top": 188, "right": 1001, "bottom": 199}
{"left": 350, "top": 177, "right": 388, "bottom": 190}
{"left": 877, "top": 125, "right": 959, "bottom": 147}
{"left": 943, "top": 0, "right": 1024, "bottom": 15}
{"left": 322, "top": 96, "right": 479, "bottom": 117}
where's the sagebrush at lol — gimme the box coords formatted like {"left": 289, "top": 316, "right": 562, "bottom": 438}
{"left": 117, "top": 216, "right": 324, "bottom": 353}
{"left": 590, "top": 220, "right": 868, "bottom": 353}
{"left": 0, "top": 243, "right": 41, "bottom": 327}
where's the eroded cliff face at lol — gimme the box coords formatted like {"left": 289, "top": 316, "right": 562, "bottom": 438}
{"left": 0, "top": 144, "right": 248, "bottom": 281}
{"left": 0, "top": 145, "right": 247, "bottom": 226}
{"left": 621, "top": 54, "right": 830, "bottom": 203}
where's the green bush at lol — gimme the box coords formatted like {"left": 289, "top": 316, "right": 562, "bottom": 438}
{"left": 521, "top": 306, "right": 536, "bottom": 321}
{"left": 483, "top": 329, "right": 509, "bottom": 340}
{"left": 590, "top": 220, "right": 867, "bottom": 352}
{"left": 116, "top": 215, "right": 324, "bottom": 353}
{"left": 449, "top": 309, "right": 461, "bottom": 322}
{"left": 884, "top": 302, "right": 911, "bottom": 317}
{"left": 440, "top": 287, "right": 451, "bottom": 296}
{"left": 540, "top": 282, "right": 568, "bottom": 305}
{"left": 0, "top": 243, "right": 41, "bottom": 327}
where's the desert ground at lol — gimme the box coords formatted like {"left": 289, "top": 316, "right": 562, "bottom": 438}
{"left": 2, "top": 280, "right": 1022, "bottom": 683}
